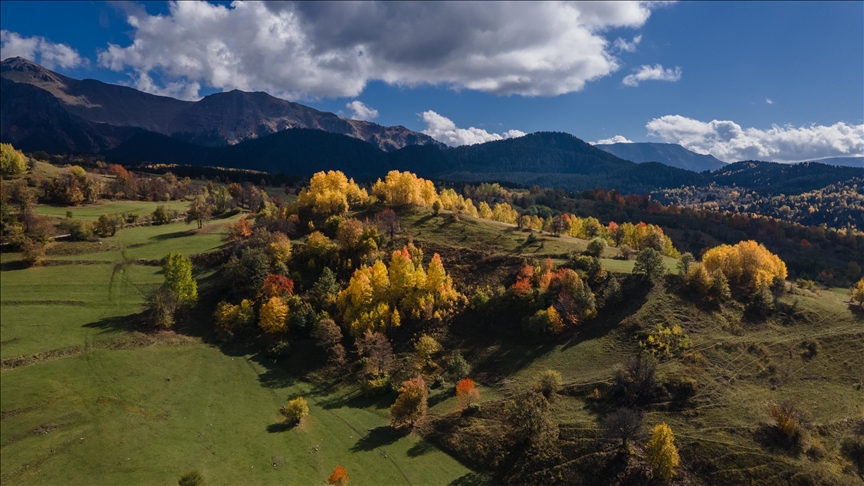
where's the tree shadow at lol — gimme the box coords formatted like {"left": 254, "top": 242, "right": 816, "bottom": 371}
{"left": 150, "top": 230, "right": 196, "bottom": 241}
{"left": 318, "top": 390, "right": 393, "bottom": 411}
{"left": 448, "top": 472, "right": 495, "bottom": 486}
{"left": 83, "top": 312, "right": 144, "bottom": 334}
{"left": 350, "top": 425, "right": 405, "bottom": 451}
{"left": 412, "top": 214, "right": 436, "bottom": 226}
{"left": 266, "top": 421, "right": 295, "bottom": 433}
{"left": 428, "top": 390, "right": 452, "bottom": 408}
{"left": 407, "top": 438, "right": 437, "bottom": 457}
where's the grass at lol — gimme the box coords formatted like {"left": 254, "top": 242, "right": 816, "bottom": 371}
{"left": 1, "top": 202, "right": 481, "bottom": 485}
{"left": 35, "top": 200, "right": 191, "bottom": 221}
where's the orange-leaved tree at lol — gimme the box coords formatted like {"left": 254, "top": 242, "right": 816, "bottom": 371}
{"left": 390, "top": 376, "right": 428, "bottom": 428}
{"left": 328, "top": 465, "right": 349, "bottom": 485}
{"left": 455, "top": 378, "right": 480, "bottom": 409}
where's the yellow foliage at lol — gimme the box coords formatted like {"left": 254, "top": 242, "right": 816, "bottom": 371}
{"left": 702, "top": 240, "right": 787, "bottom": 292}
{"left": 259, "top": 296, "right": 289, "bottom": 333}
{"left": 477, "top": 201, "right": 493, "bottom": 219}
{"left": 851, "top": 278, "right": 864, "bottom": 306}
{"left": 491, "top": 202, "right": 518, "bottom": 224}
{"left": 372, "top": 171, "right": 439, "bottom": 207}
{"left": 685, "top": 263, "right": 713, "bottom": 295}
{"left": 297, "top": 170, "right": 368, "bottom": 214}
{"left": 214, "top": 299, "right": 254, "bottom": 332}
{"left": 547, "top": 305, "right": 566, "bottom": 334}
{"left": 645, "top": 423, "right": 680, "bottom": 480}
{"left": 338, "top": 248, "right": 460, "bottom": 336}
{"left": 267, "top": 232, "right": 292, "bottom": 266}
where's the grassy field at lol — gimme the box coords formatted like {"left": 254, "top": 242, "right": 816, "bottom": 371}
{"left": 1, "top": 200, "right": 482, "bottom": 486}
{"left": 35, "top": 200, "right": 192, "bottom": 221}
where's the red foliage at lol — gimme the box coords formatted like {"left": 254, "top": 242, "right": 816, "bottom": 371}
{"left": 261, "top": 274, "right": 295, "bottom": 297}
{"left": 227, "top": 217, "right": 253, "bottom": 241}
{"left": 511, "top": 264, "right": 535, "bottom": 296}
{"left": 455, "top": 378, "right": 480, "bottom": 408}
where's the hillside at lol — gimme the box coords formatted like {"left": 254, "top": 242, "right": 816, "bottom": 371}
{"left": 1, "top": 163, "right": 862, "bottom": 485}
{"left": 594, "top": 142, "right": 727, "bottom": 172}
{"left": 0, "top": 57, "right": 439, "bottom": 152}
{"left": 708, "top": 160, "right": 863, "bottom": 195}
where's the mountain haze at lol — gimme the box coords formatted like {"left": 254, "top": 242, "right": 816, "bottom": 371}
{"left": 0, "top": 57, "right": 439, "bottom": 152}
{"left": 594, "top": 142, "right": 727, "bottom": 171}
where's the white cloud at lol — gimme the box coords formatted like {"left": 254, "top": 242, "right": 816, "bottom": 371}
{"left": 1, "top": 30, "right": 87, "bottom": 70}
{"left": 613, "top": 35, "right": 642, "bottom": 53}
{"left": 592, "top": 135, "right": 634, "bottom": 145}
{"left": 96, "top": 1, "right": 660, "bottom": 100}
{"left": 765, "top": 98, "right": 773, "bottom": 105}
{"left": 345, "top": 100, "right": 378, "bottom": 121}
{"left": 421, "top": 111, "right": 525, "bottom": 147}
{"left": 622, "top": 64, "right": 682, "bottom": 87}
{"left": 129, "top": 71, "right": 202, "bottom": 100}
{"left": 646, "top": 115, "right": 864, "bottom": 163}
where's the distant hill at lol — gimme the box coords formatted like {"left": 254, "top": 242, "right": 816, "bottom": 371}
{"left": 0, "top": 57, "right": 439, "bottom": 152}
{"left": 594, "top": 142, "right": 726, "bottom": 172}
{"left": 797, "top": 156, "right": 863, "bottom": 168}
{"left": 707, "top": 160, "right": 862, "bottom": 194}
{"left": 106, "top": 130, "right": 706, "bottom": 193}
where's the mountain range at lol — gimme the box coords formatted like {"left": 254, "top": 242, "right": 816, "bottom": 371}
{"left": 594, "top": 142, "right": 727, "bottom": 172}
{"left": 2, "top": 57, "right": 859, "bottom": 195}
{"left": 0, "top": 57, "right": 439, "bottom": 153}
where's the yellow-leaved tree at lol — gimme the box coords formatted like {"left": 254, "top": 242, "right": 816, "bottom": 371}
{"left": 372, "top": 171, "right": 439, "bottom": 207}
{"left": 259, "top": 296, "right": 289, "bottom": 333}
{"left": 337, "top": 248, "right": 460, "bottom": 336}
{"left": 297, "top": 170, "right": 368, "bottom": 215}
{"left": 702, "top": 240, "right": 787, "bottom": 292}
{"left": 645, "top": 423, "right": 680, "bottom": 480}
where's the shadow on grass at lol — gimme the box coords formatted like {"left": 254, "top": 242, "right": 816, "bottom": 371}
{"left": 266, "top": 421, "right": 295, "bottom": 433}
{"left": 350, "top": 426, "right": 405, "bottom": 451}
{"left": 428, "top": 391, "right": 452, "bottom": 408}
{"left": 83, "top": 312, "right": 145, "bottom": 334}
{"left": 407, "top": 438, "right": 437, "bottom": 457}
{"left": 318, "top": 390, "right": 393, "bottom": 411}
{"left": 150, "top": 230, "right": 196, "bottom": 241}
{"left": 448, "top": 472, "right": 494, "bottom": 486}
{"left": 412, "top": 214, "right": 436, "bottom": 226}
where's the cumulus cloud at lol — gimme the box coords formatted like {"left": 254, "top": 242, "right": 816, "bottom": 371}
{"left": 646, "top": 115, "right": 864, "bottom": 163}
{"left": 622, "top": 64, "right": 682, "bottom": 87}
{"left": 97, "top": 1, "right": 660, "bottom": 100}
{"left": 130, "top": 71, "right": 202, "bottom": 100}
{"left": 421, "top": 111, "right": 525, "bottom": 147}
{"left": 1, "top": 30, "right": 87, "bottom": 70}
{"left": 592, "top": 135, "right": 634, "bottom": 145}
{"left": 345, "top": 100, "right": 379, "bottom": 121}
{"left": 613, "top": 35, "right": 642, "bottom": 53}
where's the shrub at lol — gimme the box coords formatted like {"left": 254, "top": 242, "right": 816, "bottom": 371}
{"left": 612, "top": 352, "right": 657, "bottom": 405}
{"left": 145, "top": 286, "right": 177, "bottom": 329}
{"left": 535, "top": 369, "right": 562, "bottom": 398}
{"left": 328, "top": 466, "right": 349, "bottom": 486}
{"left": 447, "top": 351, "right": 471, "bottom": 381}
{"left": 178, "top": 470, "right": 205, "bottom": 486}
{"left": 767, "top": 401, "right": 802, "bottom": 443}
{"left": 640, "top": 324, "right": 691, "bottom": 358}
{"left": 645, "top": 423, "right": 680, "bottom": 480}
{"left": 585, "top": 237, "right": 607, "bottom": 257}
{"left": 281, "top": 397, "right": 309, "bottom": 424}
{"left": 361, "top": 375, "right": 391, "bottom": 397}
{"left": 21, "top": 239, "right": 45, "bottom": 267}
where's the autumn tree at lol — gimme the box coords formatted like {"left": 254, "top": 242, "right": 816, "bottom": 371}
{"left": 357, "top": 330, "right": 395, "bottom": 377}
{"left": 94, "top": 213, "right": 122, "bottom": 237}
{"left": 260, "top": 274, "right": 295, "bottom": 298}
{"left": 455, "top": 378, "right": 480, "bottom": 409}
{"left": 259, "top": 296, "right": 289, "bottom": 333}
{"left": 163, "top": 253, "right": 198, "bottom": 306}
{"left": 312, "top": 318, "right": 346, "bottom": 368}
{"left": 390, "top": 376, "right": 428, "bottom": 428}
{"left": 702, "top": 240, "right": 787, "bottom": 292}
{"left": 145, "top": 286, "right": 177, "bottom": 329}
{"left": 328, "top": 466, "right": 349, "bottom": 486}
{"left": 372, "top": 170, "right": 438, "bottom": 207}
{"left": 266, "top": 232, "right": 292, "bottom": 271}
{"left": 213, "top": 299, "right": 254, "bottom": 335}
{"left": 852, "top": 278, "right": 864, "bottom": 307}
{"left": 645, "top": 423, "right": 680, "bottom": 481}
{"left": 186, "top": 195, "right": 214, "bottom": 229}
{"left": 585, "top": 237, "right": 607, "bottom": 257}
{"left": 280, "top": 397, "right": 309, "bottom": 424}
{"left": 298, "top": 170, "right": 368, "bottom": 215}
{"left": 377, "top": 209, "right": 399, "bottom": 238}
{"left": 412, "top": 334, "right": 442, "bottom": 372}
{"left": 0, "top": 143, "right": 28, "bottom": 177}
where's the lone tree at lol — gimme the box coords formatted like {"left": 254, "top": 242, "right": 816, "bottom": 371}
{"left": 852, "top": 278, "right": 864, "bottom": 307}
{"left": 163, "top": 253, "right": 198, "bottom": 306}
{"left": 535, "top": 369, "right": 563, "bottom": 399}
{"left": 455, "top": 378, "right": 480, "bottom": 409}
{"left": 328, "top": 466, "right": 349, "bottom": 485}
{"left": 281, "top": 397, "right": 309, "bottom": 424}
{"left": 186, "top": 195, "right": 214, "bottom": 229}
{"left": 633, "top": 248, "right": 666, "bottom": 281}
{"left": 585, "top": 237, "right": 607, "bottom": 258}
{"left": 390, "top": 376, "right": 428, "bottom": 428}
{"left": 602, "top": 407, "right": 645, "bottom": 449}
{"left": 645, "top": 423, "right": 680, "bottom": 481}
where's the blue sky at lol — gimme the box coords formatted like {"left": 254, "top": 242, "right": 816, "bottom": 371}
{"left": 1, "top": 1, "right": 862, "bottom": 162}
